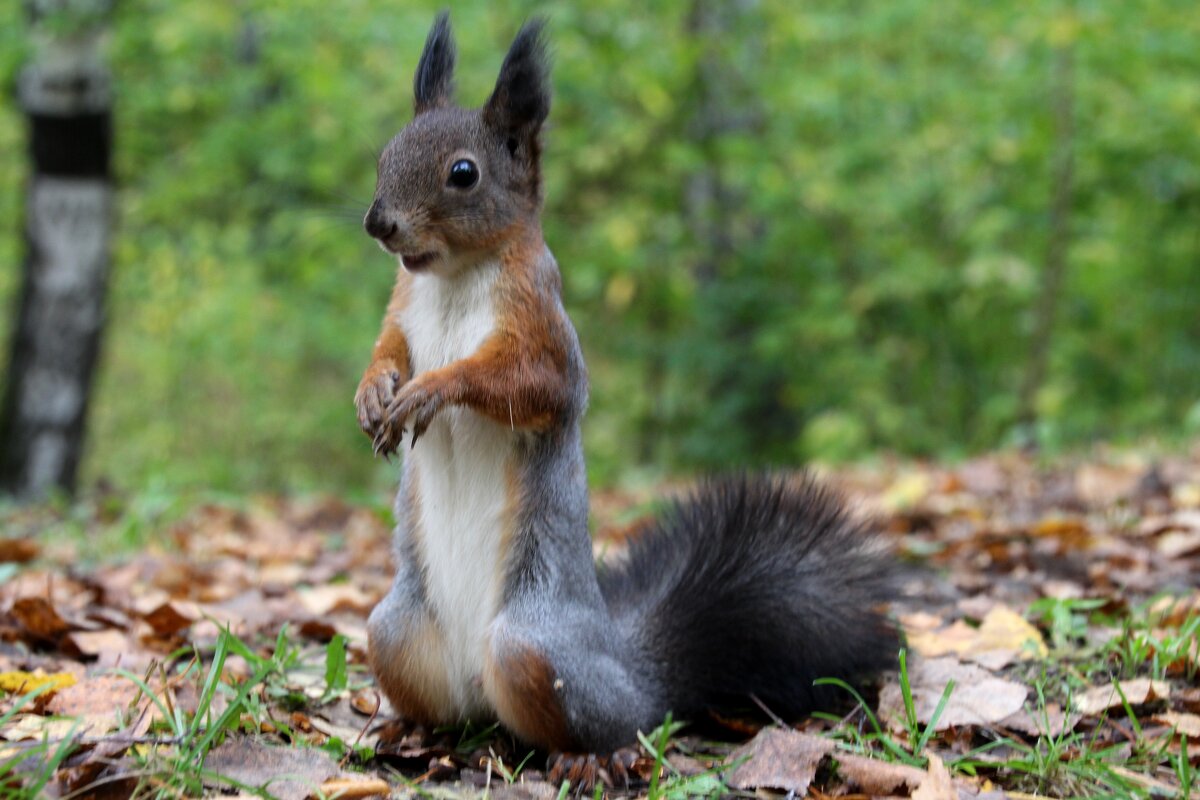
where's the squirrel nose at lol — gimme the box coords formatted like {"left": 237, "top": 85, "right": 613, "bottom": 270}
{"left": 364, "top": 204, "right": 398, "bottom": 240}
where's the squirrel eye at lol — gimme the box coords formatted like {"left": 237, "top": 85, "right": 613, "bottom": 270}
{"left": 447, "top": 159, "right": 479, "bottom": 189}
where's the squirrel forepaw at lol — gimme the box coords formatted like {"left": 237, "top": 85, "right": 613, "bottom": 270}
{"left": 386, "top": 379, "right": 447, "bottom": 448}
{"left": 355, "top": 363, "right": 405, "bottom": 457}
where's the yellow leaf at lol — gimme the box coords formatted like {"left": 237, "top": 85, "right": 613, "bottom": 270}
{"left": 881, "top": 472, "right": 931, "bottom": 512}
{"left": 0, "top": 671, "right": 76, "bottom": 696}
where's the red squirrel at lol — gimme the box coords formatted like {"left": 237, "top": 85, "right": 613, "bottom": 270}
{"left": 355, "top": 13, "right": 898, "bottom": 757}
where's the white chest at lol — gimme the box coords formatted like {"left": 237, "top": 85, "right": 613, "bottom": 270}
{"left": 402, "top": 264, "right": 500, "bottom": 373}
{"left": 400, "top": 262, "right": 514, "bottom": 716}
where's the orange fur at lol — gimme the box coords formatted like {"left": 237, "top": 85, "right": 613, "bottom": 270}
{"left": 368, "top": 615, "right": 455, "bottom": 725}
{"left": 409, "top": 228, "right": 574, "bottom": 432}
{"left": 484, "top": 641, "right": 574, "bottom": 751}
{"left": 364, "top": 268, "right": 414, "bottom": 384}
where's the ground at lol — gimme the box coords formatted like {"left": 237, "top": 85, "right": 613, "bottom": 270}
{"left": 1, "top": 446, "right": 1198, "bottom": 798}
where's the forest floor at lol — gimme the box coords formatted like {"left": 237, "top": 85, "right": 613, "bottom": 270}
{"left": 1, "top": 447, "right": 1199, "bottom": 799}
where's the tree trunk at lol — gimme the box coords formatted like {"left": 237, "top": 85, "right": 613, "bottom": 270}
{"left": 677, "top": 0, "right": 788, "bottom": 466}
{"left": 1016, "top": 45, "right": 1075, "bottom": 438}
{"left": 0, "top": 0, "right": 115, "bottom": 498}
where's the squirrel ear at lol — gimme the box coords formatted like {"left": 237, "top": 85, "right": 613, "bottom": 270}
{"left": 413, "top": 12, "right": 456, "bottom": 114}
{"left": 483, "top": 18, "right": 550, "bottom": 143}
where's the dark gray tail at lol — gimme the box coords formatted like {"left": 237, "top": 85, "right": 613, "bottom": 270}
{"left": 598, "top": 473, "right": 899, "bottom": 719}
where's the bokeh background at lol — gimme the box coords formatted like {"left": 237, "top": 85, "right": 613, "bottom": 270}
{"left": 1, "top": 0, "right": 1197, "bottom": 501}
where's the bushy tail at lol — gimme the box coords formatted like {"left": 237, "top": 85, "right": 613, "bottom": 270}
{"left": 598, "top": 473, "right": 900, "bottom": 719}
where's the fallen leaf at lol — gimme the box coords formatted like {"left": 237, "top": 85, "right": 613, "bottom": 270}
{"left": 297, "top": 585, "right": 375, "bottom": 616}
{"left": 204, "top": 736, "right": 339, "bottom": 800}
{"left": 1149, "top": 592, "right": 1200, "bottom": 627}
{"left": 350, "top": 689, "right": 380, "bottom": 716}
{"left": 833, "top": 752, "right": 926, "bottom": 794}
{"left": 1076, "top": 464, "right": 1141, "bottom": 506}
{"left": 0, "top": 538, "right": 40, "bottom": 563}
{"left": 905, "top": 605, "right": 1047, "bottom": 669}
{"left": 912, "top": 753, "right": 955, "bottom": 800}
{"left": 0, "top": 713, "right": 78, "bottom": 742}
{"left": 314, "top": 776, "right": 391, "bottom": 798}
{"left": 46, "top": 675, "right": 141, "bottom": 735}
{"left": 725, "top": 727, "right": 834, "bottom": 793}
{"left": 1031, "top": 516, "right": 1091, "bottom": 548}
{"left": 0, "top": 670, "right": 76, "bottom": 696}
{"left": 11, "top": 597, "right": 73, "bottom": 640}
{"left": 61, "top": 629, "right": 132, "bottom": 660}
{"left": 1108, "top": 765, "right": 1180, "bottom": 796}
{"left": 1156, "top": 530, "right": 1200, "bottom": 559}
{"left": 141, "top": 600, "right": 201, "bottom": 636}
{"left": 490, "top": 784, "right": 559, "bottom": 800}
{"left": 999, "top": 703, "right": 1080, "bottom": 737}
{"left": 1152, "top": 711, "right": 1200, "bottom": 738}
{"left": 1075, "top": 679, "right": 1170, "bottom": 716}
{"left": 879, "top": 657, "right": 1028, "bottom": 731}
{"left": 881, "top": 472, "right": 932, "bottom": 512}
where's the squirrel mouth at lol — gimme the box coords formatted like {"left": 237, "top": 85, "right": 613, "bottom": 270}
{"left": 400, "top": 251, "right": 438, "bottom": 271}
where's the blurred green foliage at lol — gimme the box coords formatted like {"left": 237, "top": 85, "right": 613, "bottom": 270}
{"left": 0, "top": 0, "right": 1197, "bottom": 496}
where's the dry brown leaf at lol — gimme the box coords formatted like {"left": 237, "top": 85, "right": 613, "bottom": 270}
{"left": 1149, "top": 592, "right": 1200, "bottom": 627}
{"left": 999, "top": 703, "right": 1080, "bottom": 737}
{"left": 1108, "top": 765, "right": 1180, "bottom": 796}
{"left": 912, "top": 753, "right": 956, "bottom": 800}
{"left": 1076, "top": 463, "right": 1141, "bottom": 506}
{"left": 45, "top": 675, "right": 141, "bottom": 735}
{"left": 10, "top": 596, "right": 73, "bottom": 640}
{"left": 1156, "top": 530, "right": 1200, "bottom": 559}
{"left": 298, "top": 618, "right": 339, "bottom": 641}
{"left": 1153, "top": 711, "right": 1200, "bottom": 738}
{"left": 350, "top": 689, "right": 380, "bottom": 716}
{"left": 490, "top": 784, "right": 560, "bottom": 800}
{"left": 204, "top": 736, "right": 339, "bottom": 800}
{"left": 62, "top": 629, "right": 131, "bottom": 660}
{"left": 141, "top": 600, "right": 201, "bottom": 636}
{"left": 297, "top": 585, "right": 375, "bottom": 616}
{"left": 833, "top": 752, "right": 927, "bottom": 794}
{"left": 1075, "top": 679, "right": 1170, "bottom": 716}
{"left": 905, "top": 605, "right": 1047, "bottom": 669}
{"left": 1030, "top": 517, "right": 1091, "bottom": 547}
{"left": 725, "top": 727, "right": 834, "bottom": 793}
{"left": 0, "top": 538, "right": 40, "bottom": 563}
{"left": 1, "top": 713, "right": 78, "bottom": 742}
{"left": 314, "top": 776, "right": 391, "bottom": 799}
{"left": 1178, "top": 687, "right": 1200, "bottom": 713}
{"left": 879, "top": 657, "right": 1028, "bottom": 731}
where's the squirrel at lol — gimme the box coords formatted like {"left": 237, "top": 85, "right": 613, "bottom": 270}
{"left": 355, "top": 13, "right": 899, "bottom": 757}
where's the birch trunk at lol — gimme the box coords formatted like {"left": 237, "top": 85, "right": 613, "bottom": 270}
{"left": 0, "top": 0, "right": 114, "bottom": 498}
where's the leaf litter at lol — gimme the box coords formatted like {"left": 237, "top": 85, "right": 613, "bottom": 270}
{"left": 0, "top": 446, "right": 1198, "bottom": 797}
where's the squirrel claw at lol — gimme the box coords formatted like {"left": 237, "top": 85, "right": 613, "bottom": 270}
{"left": 387, "top": 382, "right": 445, "bottom": 449}
{"left": 547, "top": 748, "right": 634, "bottom": 794}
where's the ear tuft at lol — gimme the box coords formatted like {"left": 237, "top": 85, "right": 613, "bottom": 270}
{"left": 483, "top": 18, "right": 551, "bottom": 139}
{"left": 414, "top": 11, "right": 456, "bottom": 114}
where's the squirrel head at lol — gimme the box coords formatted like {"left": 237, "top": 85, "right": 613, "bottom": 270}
{"left": 365, "top": 13, "right": 551, "bottom": 275}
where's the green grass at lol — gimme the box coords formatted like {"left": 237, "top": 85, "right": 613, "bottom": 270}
{"left": 0, "top": 684, "right": 79, "bottom": 799}
{"left": 79, "top": 625, "right": 373, "bottom": 798}
{"left": 636, "top": 714, "right": 729, "bottom": 800}
{"left": 815, "top": 648, "right": 956, "bottom": 769}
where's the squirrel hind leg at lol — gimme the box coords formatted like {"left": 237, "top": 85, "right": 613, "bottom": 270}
{"left": 483, "top": 638, "right": 573, "bottom": 751}
{"left": 367, "top": 585, "right": 456, "bottom": 726}
{"left": 484, "top": 613, "right": 660, "bottom": 753}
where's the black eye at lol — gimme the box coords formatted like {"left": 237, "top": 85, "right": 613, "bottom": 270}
{"left": 448, "top": 159, "right": 479, "bottom": 189}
